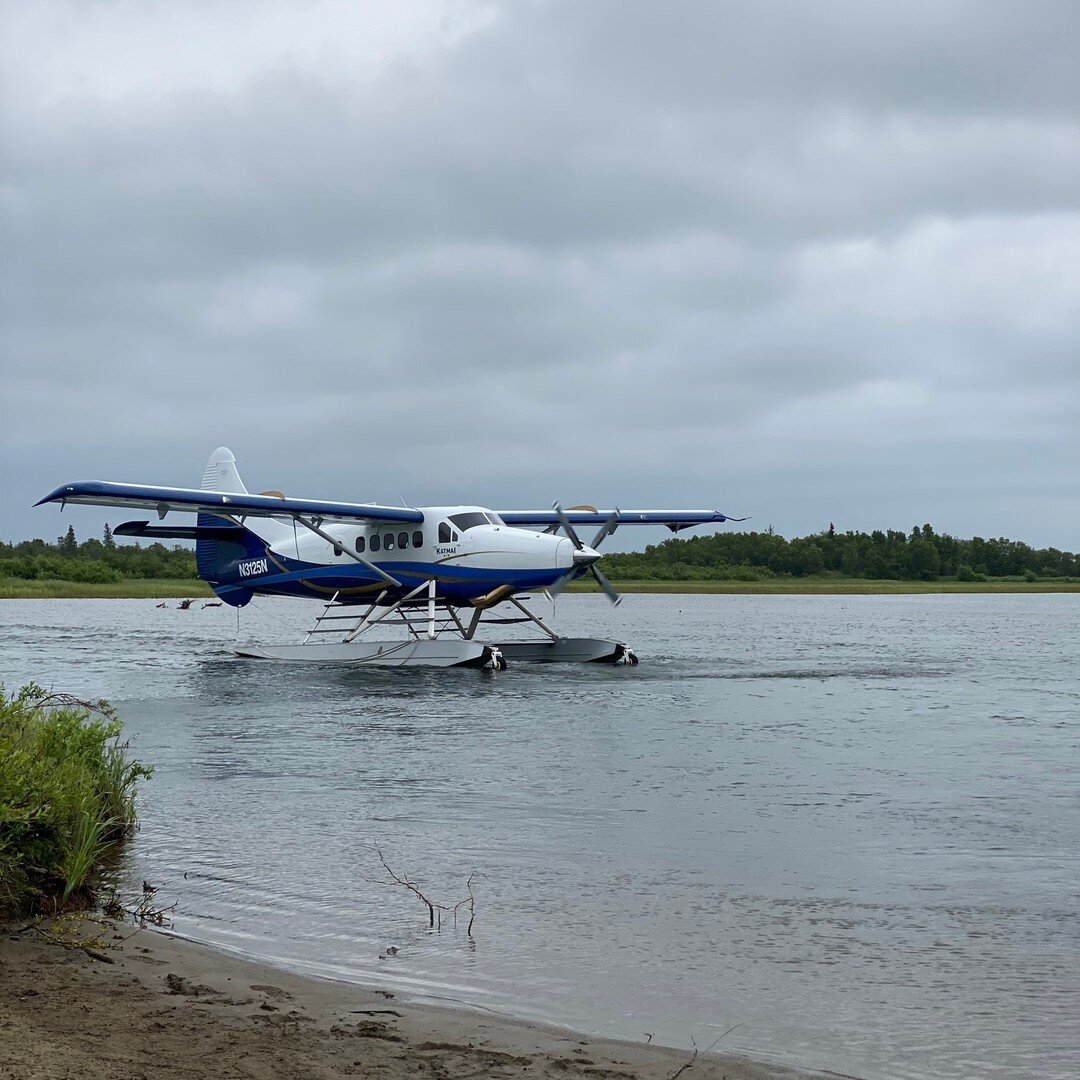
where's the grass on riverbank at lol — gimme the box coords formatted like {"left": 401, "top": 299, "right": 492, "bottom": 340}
{"left": 566, "top": 576, "right": 1080, "bottom": 594}
{"left": 0, "top": 684, "right": 151, "bottom": 918}
{"left": 0, "top": 578, "right": 213, "bottom": 599}
{"left": 2, "top": 575, "right": 1078, "bottom": 599}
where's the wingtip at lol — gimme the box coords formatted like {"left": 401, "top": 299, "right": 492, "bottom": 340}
{"left": 34, "top": 484, "right": 70, "bottom": 508}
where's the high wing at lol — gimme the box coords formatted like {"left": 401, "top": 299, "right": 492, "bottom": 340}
{"left": 34, "top": 481, "right": 423, "bottom": 525}
{"left": 498, "top": 509, "right": 746, "bottom": 533}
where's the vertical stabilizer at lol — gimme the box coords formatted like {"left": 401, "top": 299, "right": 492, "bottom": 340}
{"left": 197, "top": 447, "right": 272, "bottom": 606}
{"left": 202, "top": 447, "right": 247, "bottom": 493}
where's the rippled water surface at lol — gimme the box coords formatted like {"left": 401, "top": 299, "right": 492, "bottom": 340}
{"left": 3, "top": 593, "right": 1078, "bottom": 1079}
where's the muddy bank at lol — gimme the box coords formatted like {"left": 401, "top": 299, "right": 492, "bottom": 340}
{"left": 0, "top": 917, "right": 838, "bottom": 1080}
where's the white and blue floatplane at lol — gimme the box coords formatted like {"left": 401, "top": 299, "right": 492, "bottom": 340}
{"left": 37, "top": 448, "right": 744, "bottom": 669}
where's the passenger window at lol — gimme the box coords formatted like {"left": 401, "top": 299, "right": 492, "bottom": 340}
{"left": 438, "top": 522, "right": 451, "bottom": 544}
{"left": 355, "top": 536, "right": 366, "bottom": 554}
{"left": 398, "top": 531, "right": 409, "bottom": 549}
{"left": 384, "top": 533, "right": 395, "bottom": 550}
{"left": 333, "top": 541, "right": 343, "bottom": 557}
{"left": 412, "top": 530, "right": 423, "bottom": 548}
{"left": 370, "top": 534, "right": 381, "bottom": 552}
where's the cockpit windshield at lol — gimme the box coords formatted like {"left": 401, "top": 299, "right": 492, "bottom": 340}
{"left": 449, "top": 512, "right": 501, "bottom": 532}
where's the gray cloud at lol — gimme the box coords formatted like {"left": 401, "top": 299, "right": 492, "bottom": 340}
{"left": 2, "top": 0, "right": 1078, "bottom": 548}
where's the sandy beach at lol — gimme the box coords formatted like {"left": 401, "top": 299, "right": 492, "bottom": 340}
{"left": 0, "top": 916, "right": 840, "bottom": 1080}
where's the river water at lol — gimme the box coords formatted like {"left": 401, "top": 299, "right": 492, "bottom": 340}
{"left": 2, "top": 593, "right": 1078, "bottom": 1079}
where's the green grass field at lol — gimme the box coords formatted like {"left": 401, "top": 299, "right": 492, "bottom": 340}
{"left": 566, "top": 577, "right": 1080, "bottom": 595}
{"left": 2, "top": 576, "right": 1077, "bottom": 599}
{"left": 0, "top": 578, "right": 214, "bottom": 599}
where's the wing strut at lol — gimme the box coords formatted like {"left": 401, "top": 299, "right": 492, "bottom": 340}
{"left": 292, "top": 514, "right": 402, "bottom": 588}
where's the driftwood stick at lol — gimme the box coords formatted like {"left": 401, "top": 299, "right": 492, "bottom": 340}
{"left": 375, "top": 847, "right": 438, "bottom": 927}
{"left": 375, "top": 847, "right": 479, "bottom": 936}
{"left": 664, "top": 1023, "right": 744, "bottom": 1080}
{"left": 451, "top": 872, "right": 478, "bottom": 938}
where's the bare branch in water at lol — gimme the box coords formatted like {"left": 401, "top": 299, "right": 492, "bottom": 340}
{"left": 375, "top": 847, "right": 438, "bottom": 927}
{"left": 450, "top": 872, "right": 478, "bottom": 937}
{"left": 28, "top": 692, "right": 116, "bottom": 720}
{"left": 375, "top": 847, "right": 479, "bottom": 937}
{"left": 100, "top": 882, "right": 175, "bottom": 928}
{"left": 665, "top": 1024, "right": 744, "bottom": 1080}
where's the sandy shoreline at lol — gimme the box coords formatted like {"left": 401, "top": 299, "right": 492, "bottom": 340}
{"left": 1, "top": 915, "right": 842, "bottom": 1080}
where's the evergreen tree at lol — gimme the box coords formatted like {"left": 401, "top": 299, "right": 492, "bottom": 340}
{"left": 57, "top": 525, "right": 77, "bottom": 556}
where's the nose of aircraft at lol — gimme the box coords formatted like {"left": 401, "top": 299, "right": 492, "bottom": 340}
{"left": 572, "top": 545, "right": 602, "bottom": 567}
{"left": 553, "top": 538, "right": 603, "bottom": 570}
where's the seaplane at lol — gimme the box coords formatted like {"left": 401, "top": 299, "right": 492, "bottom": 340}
{"left": 36, "top": 448, "right": 744, "bottom": 670}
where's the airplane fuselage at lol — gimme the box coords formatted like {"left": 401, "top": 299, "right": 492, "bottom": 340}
{"left": 209, "top": 505, "right": 598, "bottom": 606}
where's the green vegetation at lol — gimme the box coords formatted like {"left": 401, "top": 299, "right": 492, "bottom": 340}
{"left": 567, "top": 577, "right": 1080, "bottom": 594}
{"left": 0, "top": 578, "right": 209, "bottom": 599}
{"left": 0, "top": 684, "right": 151, "bottom": 917}
{"left": 599, "top": 523, "right": 1079, "bottom": 584}
{"left": 0, "top": 524, "right": 197, "bottom": 585}
{"left": 2, "top": 522, "right": 1077, "bottom": 596}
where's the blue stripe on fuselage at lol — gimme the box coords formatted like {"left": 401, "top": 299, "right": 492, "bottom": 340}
{"left": 207, "top": 556, "right": 575, "bottom": 604}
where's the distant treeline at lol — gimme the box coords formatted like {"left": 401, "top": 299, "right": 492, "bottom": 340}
{"left": 2, "top": 522, "right": 1077, "bottom": 584}
{"left": 0, "top": 525, "right": 195, "bottom": 583}
{"left": 600, "top": 524, "right": 1080, "bottom": 582}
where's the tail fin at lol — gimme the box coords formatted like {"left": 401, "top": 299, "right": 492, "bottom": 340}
{"left": 196, "top": 447, "right": 265, "bottom": 607}
{"left": 202, "top": 446, "right": 247, "bottom": 494}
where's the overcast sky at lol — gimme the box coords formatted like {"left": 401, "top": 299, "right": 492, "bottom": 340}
{"left": 2, "top": 0, "right": 1078, "bottom": 550}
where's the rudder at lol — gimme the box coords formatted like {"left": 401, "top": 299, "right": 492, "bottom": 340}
{"left": 201, "top": 446, "right": 248, "bottom": 495}
{"left": 196, "top": 447, "right": 258, "bottom": 606}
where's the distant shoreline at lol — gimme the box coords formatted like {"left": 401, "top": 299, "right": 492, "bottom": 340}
{"left": 1, "top": 576, "right": 1077, "bottom": 599}
{"left": 570, "top": 579, "right": 1080, "bottom": 594}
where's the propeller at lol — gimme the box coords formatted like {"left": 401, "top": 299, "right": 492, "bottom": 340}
{"left": 550, "top": 502, "right": 622, "bottom": 605}
{"left": 589, "top": 508, "right": 621, "bottom": 550}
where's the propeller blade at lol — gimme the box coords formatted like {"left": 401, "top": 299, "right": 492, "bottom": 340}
{"left": 548, "top": 571, "right": 573, "bottom": 597}
{"left": 590, "top": 508, "right": 620, "bottom": 550}
{"left": 549, "top": 565, "right": 621, "bottom": 604}
{"left": 590, "top": 565, "right": 622, "bottom": 606}
{"left": 552, "top": 501, "right": 585, "bottom": 550}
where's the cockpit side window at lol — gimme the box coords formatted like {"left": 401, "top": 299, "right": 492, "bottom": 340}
{"left": 449, "top": 512, "right": 489, "bottom": 532}
{"left": 438, "top": 522, "right": 452, "bottom": 544}
{"left": 485, "top": 512, "right": 505, "bottom": 526}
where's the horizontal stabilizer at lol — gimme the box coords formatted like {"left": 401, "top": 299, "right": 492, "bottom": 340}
{"left": 113, "top": 520, "right": 249, "bottom": 542}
